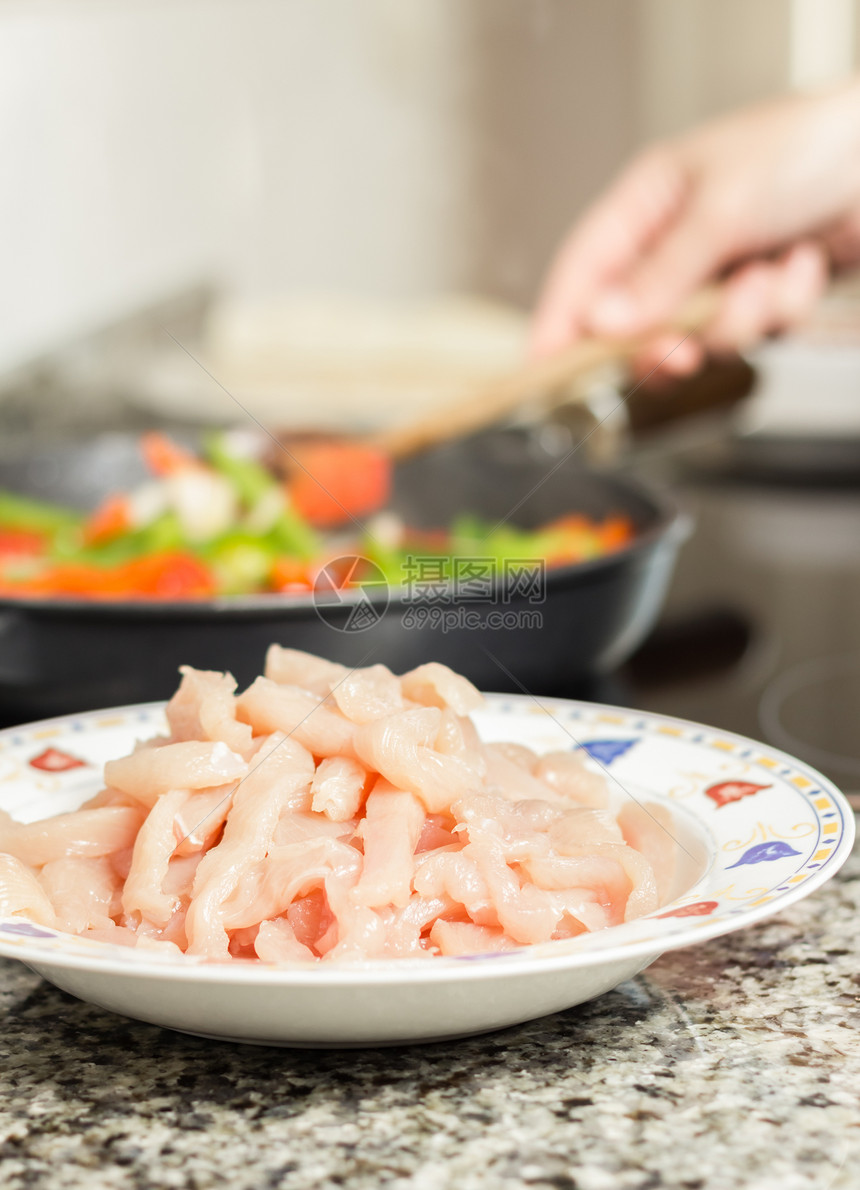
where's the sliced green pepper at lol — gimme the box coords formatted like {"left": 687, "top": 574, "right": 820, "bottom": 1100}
{"left": 270, "top": 508, "right": 320, "bottom": 562}
{"left": 201, "top": 532, "right": 279, "bottom": 595}
{"left": 203, "top": 433, "right": 276, "bottom": 509}
{"left": 0, "top": 489, "right": 82, "bottom": 533}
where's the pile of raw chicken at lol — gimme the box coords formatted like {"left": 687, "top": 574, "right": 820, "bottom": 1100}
{"left": 0, "top": 648, "right": 673, "bottom": 962}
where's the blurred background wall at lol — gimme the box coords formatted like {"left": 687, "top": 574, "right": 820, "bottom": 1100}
{"left": 0, "top": 0, "right": 858, "bottom": 374}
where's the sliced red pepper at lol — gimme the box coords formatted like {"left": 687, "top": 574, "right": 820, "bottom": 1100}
{"left": 289, "top": 442, "right": 391, "bottom": 528}
{"left": 113, "top": 552, "right": 216, "bottom": 598}
{"left": 82, "top": 495, "right": 132, "bottom": 545}
{"left": 140, "top": 431, "right": 198, "bottom": 477}
{"left": 540, "top": 514, "right": 593, "bottom": 533}
{"left": 0, "top": 551, "right": 215, "bottom": 600}
{"left": 270, "top": 556, "right": 313, "bottom": 593}
{"left": 0, "top": 529, "right": 47, "bottom": 558}
{"left": 596, "top": 515, "right": 635, "bottom": 551}
{"left": 540, "top": 513, "right": 634, "bottom": 562}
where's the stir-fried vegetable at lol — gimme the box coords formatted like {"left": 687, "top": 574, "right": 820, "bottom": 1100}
{"left": 287, "top": 441, "right": 392, "bottom": 527}
{"left": 0, "top": 491, "right": 82, "bottom": 534}
{"left": 0, "top": 433, "right": 635, "bottom": 600}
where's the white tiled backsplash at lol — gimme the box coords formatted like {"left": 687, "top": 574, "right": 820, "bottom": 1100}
{"left": 0, "top": 0, "right": 846, "bottom": 376}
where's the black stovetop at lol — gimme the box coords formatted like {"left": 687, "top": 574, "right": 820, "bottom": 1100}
{"left": 611, "top": 448, "right": 860, "bottom": 802}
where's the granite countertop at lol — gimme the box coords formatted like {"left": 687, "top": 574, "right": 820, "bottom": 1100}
{"left": 0, "top": 831, "right": 856, "bottom": 1190}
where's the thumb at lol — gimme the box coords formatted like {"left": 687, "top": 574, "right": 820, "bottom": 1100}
{"left": 586, "top": 205, "right": 727, "bottom": 336}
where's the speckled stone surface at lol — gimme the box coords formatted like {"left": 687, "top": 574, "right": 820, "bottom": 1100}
{"left": 1, "top": 834, "right": 858, "bottom": 1190}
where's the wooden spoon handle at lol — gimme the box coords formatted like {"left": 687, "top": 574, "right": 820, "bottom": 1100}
{"left": 370, "top": 286, "right": 721, "bottom": 460}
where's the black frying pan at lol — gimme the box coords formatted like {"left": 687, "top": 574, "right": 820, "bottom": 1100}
{"left": 0, "top": 430, "right": 688, "bottom": 721}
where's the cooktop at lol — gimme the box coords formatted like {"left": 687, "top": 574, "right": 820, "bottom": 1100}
{"left": 610, "top": 451, "right": 860, "bottom": 806}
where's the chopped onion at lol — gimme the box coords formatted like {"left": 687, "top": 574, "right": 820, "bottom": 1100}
{"left": 166, "top": 471, "right": 238, "bottom": 542}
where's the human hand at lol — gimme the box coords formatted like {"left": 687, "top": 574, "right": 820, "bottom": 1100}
{"left": 532, "top": 83, "right": 860, "bottom": 376}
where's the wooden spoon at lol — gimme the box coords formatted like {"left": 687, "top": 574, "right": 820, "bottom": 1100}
{"left": 275, "top": 286, "right": 721, "bottom": 525}
{"left": 369, "top": 286, "right": 721, "bottom": 460}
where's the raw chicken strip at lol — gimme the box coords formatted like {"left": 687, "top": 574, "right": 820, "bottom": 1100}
{"left": 79, "top": 788, "right": 142, "bottom": 810}
{"left": 519, "top": 853, "right": 631, "bottom": 926}
{"left": 166, "top": 666, "right": 253, "bottom": 756}
{"left": 401, "top": 663, "right": 483, "bottom": 715}
{"left": 549, "top": 808, "right": 625, "bottom": 850}
{"left": 429, "top": 920, "right": 519, "bottom": 956}
{"left": 122, "top": 790, "right": 192, "bottom": 926}
{"left": 331, "top": 664, "right": 404, "bottom": 724}
{"left": 382, "top": 894, "right": 452, "bottom": 957}
{"left": 135, "top": 935, "right": 184, "bottom": 956}
{"left": 453, "top": 794, "right": 560, "bottom": 861}
{"left": 550, "top": 835, "right": 658, "bottom": 922}
{"left": 322, "top": 866, "right": 387, "bottom": 962}
{"left": 40, "top": 857, "right": 120, "bottom": 934}
{"left": 237, "top": 678, "right": 356, "bottom": 758}
{"left": 435, "top": 710, "right": 487, "bottom": 779}
{"left": 254, "top": 918, "right": 316, "bottom": 962}
{"left": 617, "top": 801, "right": 677, "bottom": 904}
{"left": 413, "top": 850, "right": 497, "bottom": 928}
{"left": 354, "top": 707, "right": 481, "bottom": 813}
{"left": 172, "top": 783, "right": 239, "bottom": 856}
{"left": 353, "top": 781, "right": 424, "bottom": 908}
{"left": 82, "top": 925, "right": 139, "bottom": 948}
{"left": 489, "top": 742, "right": 539, "bottom": 772}
{"left": 0, "top": 853, "right": 58, "bottom": 926}
{"left": 163, "top": 853, "right": 203, "bottom": 904}
{"left": 0, "top": 806, "right": 144, "bottom": 867}
{"left": 274, "top": 811, "right": 356, "bottom": 845}
{"left": 311, "top": 756, "right": 367, "bottom": 821}
{"left": 224, "top": 837, "right": 359, "bottom": 931}
{"left": 466, "top": 839, "right": 563, "bottom": 944}
{"left": 484, "top": 749, "right": 570, "bottom": 806}
{"left": 104, "top": 741, "right": 247, "bottom": 808}
{"left": 184, "top": 734, "right": 313, "bottom": 958}
{"left": 264, "top": 645, "right": 348, "bottom": 695}
{"left": 534, "top": 751, "right": 610, "bottom": 809}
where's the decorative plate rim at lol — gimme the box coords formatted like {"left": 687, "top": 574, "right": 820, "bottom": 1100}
{"left": 0, "top": 694, "right": 853, "bottom": 985}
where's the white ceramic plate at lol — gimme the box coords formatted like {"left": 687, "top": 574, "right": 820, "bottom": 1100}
{"left": 0, "top": 696, "right": 853, "bottom": 1047}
